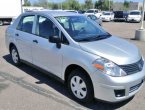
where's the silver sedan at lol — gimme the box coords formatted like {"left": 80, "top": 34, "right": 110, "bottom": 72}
{"left": 5, "top": 11, "right": 145, "bottom": 103}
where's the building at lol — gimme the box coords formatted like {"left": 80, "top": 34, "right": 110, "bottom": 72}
{"left": 23, "top": 6, "right": 44, "bottom": 13}
{"left": 129, "top": 2, "right": 142, "bottom": 10}
{"left": 113, "top": 2, "right": 142, "bottom": 11}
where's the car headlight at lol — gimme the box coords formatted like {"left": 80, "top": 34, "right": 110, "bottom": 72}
{"left": 93, "top": 58, "right": 127, "bottom": 77}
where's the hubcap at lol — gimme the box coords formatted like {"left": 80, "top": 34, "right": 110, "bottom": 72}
{"left": 70, "top": 76, "right": 87, "bottom": 99}
{"left": 12, "top": 49, "right": 18, "bottom": 63}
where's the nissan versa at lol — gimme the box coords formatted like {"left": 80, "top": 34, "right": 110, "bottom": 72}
{"left": 5, "top": 11, "right": 145, "bottom": 103}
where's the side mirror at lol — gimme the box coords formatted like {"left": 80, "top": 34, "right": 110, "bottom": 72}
{"left": 49, "top": 36, "right": 61, "bottom": 48}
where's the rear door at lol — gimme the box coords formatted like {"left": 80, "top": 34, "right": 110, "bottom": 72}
{"left": 15, "top": 15, "right": 35, "bottom": 62}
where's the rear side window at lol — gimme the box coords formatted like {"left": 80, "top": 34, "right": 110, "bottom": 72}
{"left": 17, "top": 16, "right": 35, "bottom": 34}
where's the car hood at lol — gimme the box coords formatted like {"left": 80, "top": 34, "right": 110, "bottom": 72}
{"left": 79, "top": 36, "right": 141, "bottom": 65}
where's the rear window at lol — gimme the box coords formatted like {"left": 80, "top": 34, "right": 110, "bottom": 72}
{"left": 115, "top": 11, "right": 123, "bottom": 14}
{"left": 114, "top": 11, "right": 124, "bottom": 18}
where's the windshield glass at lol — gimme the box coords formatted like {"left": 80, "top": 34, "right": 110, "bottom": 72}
{"left": 55, "top": 16, "right": 111, "bottom": 42}
{"left": 86, "top": 10, "right": 94, "bottom": 13}
{"left": 103, "top": 13, "right": 111, "bottom": 15}
{"left": 130, "top": 12, "right": 140, "bottom": 15}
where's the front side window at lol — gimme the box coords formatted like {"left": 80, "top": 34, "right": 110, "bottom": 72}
{"left": 36, "top": 16, "right": 59, "bottom": 39}
{"left": 17, "top": 15, "right": 35, "bottom": 33}
{"left": 56, "top": 16, "right": 111, "bottom": 42}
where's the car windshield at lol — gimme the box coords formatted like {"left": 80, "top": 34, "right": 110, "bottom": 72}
{"left": 130, "top": 12, "right": 140, "bottom": 15}
{"left": 86, "top": 10, "right": 94, "bottom": 13}
{"left": 103, "top": 13, "right": 111, "bottom": 15}
{"left": 55, "top": 16, "right": 111, "bottom": 42}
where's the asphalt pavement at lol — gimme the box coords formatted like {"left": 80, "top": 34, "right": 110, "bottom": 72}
{"left": 0, "top": 22, "right": 145, "bottom": 110}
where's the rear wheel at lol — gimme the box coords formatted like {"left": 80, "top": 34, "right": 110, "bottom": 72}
{"left": 10, "top": 46, "right": 21, "bottom": 66}
{"left": 68, "top": 69, "right": 94, "bottom": 103}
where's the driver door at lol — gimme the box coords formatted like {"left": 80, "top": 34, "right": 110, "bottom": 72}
{"left": 31, "top": 15, "right": 62, "bottom": 78}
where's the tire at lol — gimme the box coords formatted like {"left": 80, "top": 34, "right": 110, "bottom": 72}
{"left": 10, "top": 46, "right": 21, "bottom": 66}
{"left": 68, "top": 69, "right": 94, "bottom": 103}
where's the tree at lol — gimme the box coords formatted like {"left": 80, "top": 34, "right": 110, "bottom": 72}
{"left": 23, "top": 0, "right": 31, "bottom": 6}
{"left": 33, "top": 0, "right": 49, "bottom": 8}
{"left": 95, "top": 0, "right": 103, "bottom": 9}
{"left": 68, "top": 0, "right": 80, "bottom": 10}
{"left": 51, "top": 3, "right": 59, "bottom": 9}
{"left": 95, "top": 0, "right": 113, "bottom": 10}
{"left": 85, "top": 0, "right": 93, "bottom": 9}
{"left": 60, "top": 0, "right": 80, "bottom": 10}
{"left": 123, "top": 0, "right": 129, "bottom": 10}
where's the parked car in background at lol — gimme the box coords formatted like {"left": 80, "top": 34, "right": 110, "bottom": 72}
{"left": 87, "top": 14, "right": 102, "bottom": 26}
{"left": 6, "top": 11, "right": 145, "bottom": 103}
{"left": 78, "top": 10, "right": 86, "bottom": 14}
{"left": 114, "top": 11, "right": 128, "bottom": 22}
{"left": 101, "top": 11, "right": 114, "bottom": 22}
{"left": 85, "top": 9, "right": 102, "bottom": 18}
{"left": 64, "top": 10, "right": 78, "bottom": 13}
{"left": 127, "top": 10, "right": 141, "bottom": 23}
{"left": 144, "top": 12, "right": 145, "bottom": 20}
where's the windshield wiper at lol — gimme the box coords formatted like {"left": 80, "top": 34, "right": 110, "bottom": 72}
{"left": 77, "top": 34, "right": 111, "bottom": 42}
{"left": 96, "top": 34, "right": 111, "bottom": 39}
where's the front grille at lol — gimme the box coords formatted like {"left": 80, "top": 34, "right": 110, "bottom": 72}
{"left": 120, "top": 58, "right": 144, "bottom": 75}
{"left": 129, "top": 82, "right": 142, "bottom": 93}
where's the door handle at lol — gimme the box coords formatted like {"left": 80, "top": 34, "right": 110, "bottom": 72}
{"left": 33, "top": 40, "right": 38, "bottom": 44}
{"left": 15, "top": 33, "right": 19, "bottom": 36}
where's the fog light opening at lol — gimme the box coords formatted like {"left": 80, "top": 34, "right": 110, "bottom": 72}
{"left": 114, "top": 89, "right": 125, "bottom": 97}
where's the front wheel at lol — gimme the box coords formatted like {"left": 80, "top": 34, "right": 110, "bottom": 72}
{"left": 68, "top": 69, "right": 94, "bottom": 103}
{"left": 10, "top": 46, "right": 21, "bottom": 66}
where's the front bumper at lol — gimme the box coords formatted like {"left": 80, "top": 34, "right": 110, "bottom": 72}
{"left": 102, "top": 18, "right": 111, "bottom": 21}
{"left": 91, "top": 61, "right": 145, "bottom": 102}
{"left": 114, "top": 18, "right": 126, "bottom": 21}
{"left": 127, "top": 18, "right": 141, "bottom": 22}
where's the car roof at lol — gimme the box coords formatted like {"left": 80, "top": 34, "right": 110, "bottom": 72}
{"left": 24, "top": 10, "right": 82, "bottom": 17}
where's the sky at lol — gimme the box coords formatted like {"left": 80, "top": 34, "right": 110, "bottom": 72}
{"left": 29, "top": 0, "right": 143, "bottom": 3}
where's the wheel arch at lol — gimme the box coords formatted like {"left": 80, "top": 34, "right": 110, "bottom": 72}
{"left": 9, "top": 43, "right": 16, "bottom": 53}
{"left": 64, "top": 64, "right": 94, "bottom": 88}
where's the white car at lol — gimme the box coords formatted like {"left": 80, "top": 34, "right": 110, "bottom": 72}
{"left": 64, "top": 10, "right": 78, "bottom": 13}
{"left": 127, "top": 10, "right": 141, "bottom": 23}
{"left": 101, "top": 12, "right": 114, "bottom": 22}
{"left": 85, "top": 9, "right": 102, "bottom": 18}
{"left": 86, "top": 14, "right": 102, "bottom": 26}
